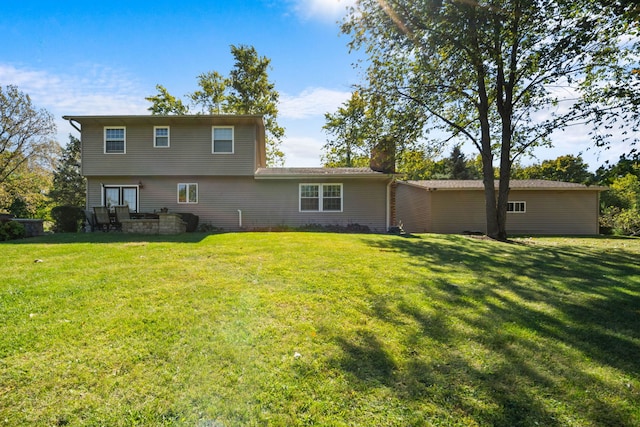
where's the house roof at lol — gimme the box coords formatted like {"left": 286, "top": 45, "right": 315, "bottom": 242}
{"left": 62, "top": 114, "right": 264, "bottom": 122}
{"left": 254, "top": 167, "right": 391, "bottom": 180}
{"left": 402, "top": 179, "right": 607, "bottom": 191}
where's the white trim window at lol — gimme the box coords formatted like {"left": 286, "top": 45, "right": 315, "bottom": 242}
{"left": 300, "top": 183, "right": 343, "bottom": 212}
{"left": 212, "top": 126, "right": 234, "bottom": 154}
{"left": 507, "top": 201, "right": 526, "bottom": 213}
{"left": 103, "top": 185, "right": 138, "bottom": 212}
{"left": 178, "top": 183, "right": 198, "bottom": 204}
{"left": 104, "top": 127, "right": 126, "bottom": 154}
{"left": 154, "top": 126, "right": 170, "bottom": 148}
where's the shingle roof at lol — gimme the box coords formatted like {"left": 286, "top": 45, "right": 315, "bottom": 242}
{"left": 255, "top": 167, "right": 390, "bottom": 179}
{"left": 403, "top": 179, "right": 607, "bottom": 191}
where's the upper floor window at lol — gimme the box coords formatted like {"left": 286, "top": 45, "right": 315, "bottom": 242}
{"left": 507, "top": 201, "right": 526, "bottom": 213}
{"left": 105, "top": 127, "right": 126, "bottom": 154}
{"left": 154, "top": 126, "right": 170, "bottom": 148}
{"left": 178, "top": 183, "right": 198, "bottom": 204}
{"left": 300, "top": 183, "right": 343, "bottom": 212}
{"left": 212, "top": 126, "right": 234, "bottom": 154}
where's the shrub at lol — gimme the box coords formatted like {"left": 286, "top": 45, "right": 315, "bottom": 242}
{"left": 600, "top": 206, "right": 640, "bottom": 236}
{"left": 0, "top": 220, "right": 26, "bottom": 241}
{"left": 51, "top": 205, "right": 85, "bottom": 233}
{"left": 177, "top": 213, "right": 199, "bottom": 232}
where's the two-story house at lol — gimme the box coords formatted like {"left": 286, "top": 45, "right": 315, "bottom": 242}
{"left": 63, "top": 115, "right": 394, "bottom": 232}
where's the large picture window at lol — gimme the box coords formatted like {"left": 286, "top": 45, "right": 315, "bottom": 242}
{"left": 104, "top": 127, "right": 126, "bottom": 153}
{"left": 178, "top": 183, "right": 198, "bottom": 204}
{"left": 212, "top": 126, "right": 234, "bottom": 153}
{"left": 299, "top": 184, "right": 343, "bottom": 212}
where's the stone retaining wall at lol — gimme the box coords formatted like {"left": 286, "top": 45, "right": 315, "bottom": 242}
{"left": 12, "top": 219, "right": 44, "bottom": 237}
{"left": 120, "top": 213, "right": 186, "bottom": 235}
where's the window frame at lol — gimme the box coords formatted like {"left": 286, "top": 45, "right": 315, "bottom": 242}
{"left": 177, "top": 183, "right": 198, "bottom": 204}
{"left": 299, "top": 183, "right": 343, "bottom": 213}
{"left": 102, "top": 185, "right": 138, "bottom": 212}
{"left": 507, "top": 201, "right": 526, "bottom": 213}
{"left": 212, "top": 126, "right": 234, "bottom": 154}
{"left": 104, "top": 127, "right": 126, "bottom": 154}
{"left": 154, "top": 126, "right": 170, "bottom": 148}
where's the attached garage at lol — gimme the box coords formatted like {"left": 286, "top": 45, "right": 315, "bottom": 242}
{"left": 396, "top": 180, "right": 606, "bottom": 235}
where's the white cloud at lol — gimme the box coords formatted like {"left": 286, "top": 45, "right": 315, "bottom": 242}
{"left": 279, "top": 87, "right": 351, "bottom": 119}
{"left": 289, "top": 0, "right": 355, "bottom": 22}
{"left": 281, "top": 134, "right": 325, "bottom": 166}
{"left": 0, "top": 63, "right": 149, "bottom": 143}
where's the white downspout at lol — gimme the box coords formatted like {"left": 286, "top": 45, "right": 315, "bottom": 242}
{"left": 238, "top": 209, "right": 243, "bottom": 229}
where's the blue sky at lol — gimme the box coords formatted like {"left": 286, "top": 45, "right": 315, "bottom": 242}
{"left": 0, "top": 0, "right": 632, "bottom": 169}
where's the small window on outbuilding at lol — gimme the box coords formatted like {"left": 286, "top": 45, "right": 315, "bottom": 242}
{"left": 507, "top": 201, "right": 526, "bottom": 213}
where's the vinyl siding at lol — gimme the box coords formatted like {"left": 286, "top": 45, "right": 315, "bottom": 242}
{"left": 504, "top": 190, "right": 599, "bottom": 234}
{"left": 396, "top": 183, "right": 431, "bottom": 232}
{"left": 430, "top": 191, "right": 487, "bottom": 234}
{"left": 396, "top": 183, "right": 601, "bottom": 235}
{"left": 87, "top": 176, "right": 389, "bottom": 232}
{"left": 82, "top": 122, "right": 257, "bottom": 176}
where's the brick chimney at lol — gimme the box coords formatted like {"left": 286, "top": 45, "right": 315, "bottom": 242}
{"left": 370, "top": 137, "right": 396, "bottom": 173}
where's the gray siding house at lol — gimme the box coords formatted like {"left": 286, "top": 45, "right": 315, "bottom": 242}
{"left": 396, "top": 180, "right": 606, "bottom": 235}
{"left": 63, "top": 115, "right": 394, "bottom": 232}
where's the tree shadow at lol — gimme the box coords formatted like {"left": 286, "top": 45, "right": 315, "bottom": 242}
{"left": 330, "top": 234, "right": 640, "bottom": 425}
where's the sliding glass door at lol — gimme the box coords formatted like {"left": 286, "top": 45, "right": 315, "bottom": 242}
{"left": 103, "top": 186, "right": 138, "bottom": 212}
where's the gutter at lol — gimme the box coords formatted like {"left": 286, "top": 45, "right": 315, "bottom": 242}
{"left": 62, "top": 116, "right": 82, "bottom": 133}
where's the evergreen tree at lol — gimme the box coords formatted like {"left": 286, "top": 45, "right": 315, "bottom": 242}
{"left": 49, "top": 135, "right": 85, "bottom": 208}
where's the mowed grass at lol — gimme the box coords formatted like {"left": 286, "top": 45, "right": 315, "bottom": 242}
{"left": 1, "top": 232, "right": 639, "bottom": 426}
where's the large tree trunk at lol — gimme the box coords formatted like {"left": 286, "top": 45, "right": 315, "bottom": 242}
{"left": 483, "top": 157, "right": 500, "bottom": 239}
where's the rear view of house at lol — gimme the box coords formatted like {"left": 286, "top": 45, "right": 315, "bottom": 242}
{"left": 396, "top": 180, "right": 606, "bottom": 235}
{"left": 63, "top": 115, "right": 394, "bottom": 232}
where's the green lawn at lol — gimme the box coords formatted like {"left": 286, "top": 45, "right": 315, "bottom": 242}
{"left": 1, "top": 232, "right": 639, "bottom": 426}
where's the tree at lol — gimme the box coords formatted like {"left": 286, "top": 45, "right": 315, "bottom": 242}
{"left": 342, "top": 0, "right": 635, "bottom": 240}
{"left": 322, "top": 91, "right": 370, "bottom": 167}
{"left": 448, "top": 145, "right": 480, "bottom": 179}
{"left": 49, "top": 134, "right": 86, "bottom": 208}
{"left": 600, "top": 173, "right": 640, "bottom": 235}
{"left": 189, "top": 71, "right": 227, "bottom": 114}
{"left": 225, "top": 45, "right": 285, "bottom": 166}
{"left": 0, "top": 153, "right": 58, "bottom": 218}
{"left": 144, "top": 85, "right": 189, "bottom": 115}
{"left": 512, "top": 155, "right": 593, "bottom": 183}
{"left": 146, "top": 45, "right": 286, "bottom": 166}
{"left": 594, "top": 152, "right": 640, "bottom": 185}
{"left": 0, "top": 85, "right": 57, "bottom": 185}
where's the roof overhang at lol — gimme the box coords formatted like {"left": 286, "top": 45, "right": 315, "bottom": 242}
{"left": 400, "top": 180, "right": 608, "bottom": 192}
{"left": 254, "top": 167, "right": 393, "bottom": 180}
{"left": 62, "top": 114, "right": 264, "bottom": 127}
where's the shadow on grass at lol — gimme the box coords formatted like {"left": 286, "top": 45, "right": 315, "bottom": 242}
{"left": 2, "top": 231, "right": 217, "bottom": 244}
{"left": 333, "top": 234, "right": 640, "bottom": 426}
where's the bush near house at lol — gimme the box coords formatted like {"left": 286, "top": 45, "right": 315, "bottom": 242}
{"left": 50, "top": 205, "right": 85, "bottom": 233}
{"left": 177, "top": 212, "right": 199, "bottom": 232}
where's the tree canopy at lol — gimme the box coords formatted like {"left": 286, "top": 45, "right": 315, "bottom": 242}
{"left": 146, "top": 45, "right": 285, "bottom": 166}
{"left": 339, "top": 0, "right": 638, "bottom": 240}
{"left": 0, "top": 85, "right": 57, "bottom": 185}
